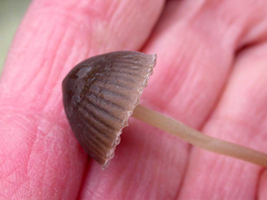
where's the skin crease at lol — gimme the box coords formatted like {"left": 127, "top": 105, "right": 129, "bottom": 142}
{"left": 0, "top": 0, "right": 267, "bottom": 199}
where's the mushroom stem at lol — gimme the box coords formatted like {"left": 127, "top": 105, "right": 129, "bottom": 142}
{"left": 132, "top": 104, "right": 267, "bottom": 167}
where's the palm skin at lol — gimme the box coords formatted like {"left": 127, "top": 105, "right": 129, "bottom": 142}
{"left": 0, "top": 0, "right": 267, "bottom": 199}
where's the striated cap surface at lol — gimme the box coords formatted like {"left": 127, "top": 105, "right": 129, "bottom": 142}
{"left": 62, "top": 51, "right": 156, "bottom": 168}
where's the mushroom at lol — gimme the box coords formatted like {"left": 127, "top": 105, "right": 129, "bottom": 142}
{"left": 62, "top": 51, "right": 267, "bottom": 169}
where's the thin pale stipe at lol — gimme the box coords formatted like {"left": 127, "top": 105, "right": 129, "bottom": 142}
{"left": 132, "top": 104, "right": 267, "bottom": 167}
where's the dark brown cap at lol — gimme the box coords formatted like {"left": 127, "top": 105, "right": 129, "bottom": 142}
{"left": 62, "top": 51, "right": 156, "bottom": 168}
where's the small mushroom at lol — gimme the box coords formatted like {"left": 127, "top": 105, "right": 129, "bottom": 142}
{"left": 62, "top": 51, "right": 267, "bottom": 169}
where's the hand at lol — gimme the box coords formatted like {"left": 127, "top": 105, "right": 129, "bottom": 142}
{"left": 1, "top": 0, "right": 267, "bottom": 199}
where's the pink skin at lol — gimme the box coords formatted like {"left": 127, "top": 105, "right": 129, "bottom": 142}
{"left": 0, "top": 0, "right": 267, "bottom": 199}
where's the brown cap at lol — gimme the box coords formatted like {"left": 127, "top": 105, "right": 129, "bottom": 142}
{"left": 62, "top": 51, "right": 156, "bottom": 168}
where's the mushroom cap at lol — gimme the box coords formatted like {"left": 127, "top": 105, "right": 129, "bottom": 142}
{"left": 62, "top": 51, "right": 156, "bottom": 168}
